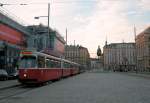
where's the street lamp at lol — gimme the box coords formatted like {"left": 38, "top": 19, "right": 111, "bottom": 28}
{"left": 0, "top": 3, "right": 28, "bottom": 6}
{"left": 34, "top": 3, "right": 50, "bottom": 48}
{"left": 34, "top": 16, "right": 49, "bottom": 19}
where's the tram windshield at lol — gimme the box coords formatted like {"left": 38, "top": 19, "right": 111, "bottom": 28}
{"left": 20, "top": 56, "right": 37, "bottom": 68}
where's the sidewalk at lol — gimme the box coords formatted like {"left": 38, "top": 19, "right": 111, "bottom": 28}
{"left": 125, "top": 72, "right": 150, "bottom": 79}
{"left": 0, "top": 80, "right": 20, "bottom": 89}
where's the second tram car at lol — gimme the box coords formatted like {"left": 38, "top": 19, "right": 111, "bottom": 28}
{"left": 18, "top": 50, "right": 80, "bottom": 84}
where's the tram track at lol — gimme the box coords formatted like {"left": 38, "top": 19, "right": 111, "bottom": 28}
{"left": 0, "top": 84, "right": 21, "bottom": 91}
{"left": 0, "top": 81, "right": 54, "bottom": 101}
{"left": 0, "top": 84, "right": 36, "bottom": 101}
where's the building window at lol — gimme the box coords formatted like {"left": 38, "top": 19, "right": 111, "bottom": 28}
{"left": 149, "top": 45, "right": 150, "bottom": 55}
{"left": 149, "top": 37, "right": 150, "bottom": 41}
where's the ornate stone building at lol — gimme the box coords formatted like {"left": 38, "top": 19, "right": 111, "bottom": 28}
{"left": 136, "top": 27, "right": 150, "bottom": 72}
{"left": 103, "top": 42, "right": 136, "bottom": 71}
{"left": 27, "top": 25, "right": 65, "bottom": 57}
{"left": 65, "top": 45, "right": 90, "bottom": 69}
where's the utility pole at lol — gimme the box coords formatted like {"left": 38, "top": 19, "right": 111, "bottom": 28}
{"left": 74, "top": 40, "right": 76, "bottom": 46}
{"left": 66, "top": 28, "right": 67, "bottom": 45}
{"left": 105, "top": 35, "right": 108, "bottom": 46}
{"left": 73, "top": 40, "right": 76, "bottom": 62}
{"left": 35, "top": 3, "right": 50, "bottom": 49}
{"left": 134, "top": 25, "right": 136, "bottom": 41}
{"left": 48, "top": 3, "right": 50, "bottom": 48}
{"left": 134, "top": 25, "right": 138, "bottom": 73}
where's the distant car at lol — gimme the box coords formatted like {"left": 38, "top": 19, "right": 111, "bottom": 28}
{"left": 9, "top": 70, "right": 18, "bottom": 79}
{"left": 0, "top": 69, "right": 8, "bottom": 81}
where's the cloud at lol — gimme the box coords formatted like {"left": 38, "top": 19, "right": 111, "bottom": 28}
{"left": 138, "top": 0, "right": 150, "bottom": 11}
{"left": 1, "top": 0, "right": 150, "bottom": 57}
{"left": 68, "top": 0, "right": 150, "bottom": 57}
{"left": 68, "top": 0, "right": 133, "bottom": 57}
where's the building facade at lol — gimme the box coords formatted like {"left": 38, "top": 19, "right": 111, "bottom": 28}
{"left": 0, "top": 8, "right": 65, "bottom": 74}
{"left": 103, "top": 43, "right": 136, "bottom": 71}
{"left": 90, "top": 57, "right": 103, "bottom": 70}
{"left": 136, "top": 27, "right": 150, "bottom": 72}
{"left": 65, "top": 45, "right": 90, "bottom": 69}
{"left": 27, "top": 25, "right": 66, "bottom": 57}
{"left": 0, "top": 10, "right": 30, "bottom": 74}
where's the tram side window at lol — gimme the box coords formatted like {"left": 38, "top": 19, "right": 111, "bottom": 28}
{"left": 63, "top": 63, "right": 66, "bottom": 68}
{"left": 46, "top": 59, "right": 61, "bottom": 68}
{"left": 71, "top": 64, "right": 75, "bottom": 68}
{"left": 46, "top": 59, "right": 51, "bottom": 68}
{"left": 75, "top": 65, "right": 78, "bottom": 69}
{"left": 38, "top": 56, "right": 45, "bottom": 68}
{"left": 50, "top": 60, "right": 55, "bottom": 68}
{"left": 64, "top": 62, "right": 71, "bottom": 68}
{"left": 50, "top": 60, "right": 61, "bottom": 68}
{"left": 70, "top": 64, "right": 73, "bottom": 68}
{"left": 54, "top": 61, "right": 61, "bottom": 68}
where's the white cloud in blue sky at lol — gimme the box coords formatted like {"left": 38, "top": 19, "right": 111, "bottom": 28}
{"left": 0, "top": 0, "right": 150, "bottom": 57}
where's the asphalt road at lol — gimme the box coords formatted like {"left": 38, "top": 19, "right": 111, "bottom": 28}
{"left": 1, "top": 72, "right": 150, "bottom": 103}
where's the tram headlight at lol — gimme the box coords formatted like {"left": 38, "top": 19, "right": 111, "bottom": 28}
{"left": 24, "top": 74, "right": 27, "bottom": 77}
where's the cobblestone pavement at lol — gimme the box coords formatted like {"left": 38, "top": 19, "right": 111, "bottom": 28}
{"left": 0, "top": 80, "right": 19, "bottom": 89}
{"left": 1, "top": 72, "right": 150, "bottom": 103}
{"left": 125, "top": 72, "right": 150, "bottom": 79}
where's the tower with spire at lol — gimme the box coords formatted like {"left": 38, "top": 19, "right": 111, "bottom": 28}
{"left": 105, "top": 36, "right": 108, "bottom": 46}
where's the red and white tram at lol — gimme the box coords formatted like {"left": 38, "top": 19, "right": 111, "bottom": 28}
{"left": 18, "top": 50, "right": 80, "bottom": 84}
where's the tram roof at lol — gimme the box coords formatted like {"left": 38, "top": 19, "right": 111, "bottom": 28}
{"left": 37, "top": 52, "right": 80, "bottom": 66}
{"left": 21, "top": 50, "right": 80, "bottom": 66}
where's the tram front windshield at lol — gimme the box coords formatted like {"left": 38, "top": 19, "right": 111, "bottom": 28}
{"left": 20, "top": 56, "right": 37, "bottom": 68}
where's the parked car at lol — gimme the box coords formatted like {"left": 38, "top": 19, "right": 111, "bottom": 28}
{"left": 9, "top": 70, "right": 18, "bottom": 79}
{"left": 0, "top": 69, "right": 8, "bottom": 81}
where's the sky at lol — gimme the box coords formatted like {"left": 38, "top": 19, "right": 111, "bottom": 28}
{"left": 0, "top": 0, "right": 150, "bottom": 57}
